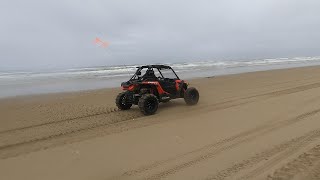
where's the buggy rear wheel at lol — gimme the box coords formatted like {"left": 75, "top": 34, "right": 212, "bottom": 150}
{"left": 184, "top": 87, "right": 199, "bottom": 105}
{"left": 138, "top": 94, "right": 159, "bottom": 115}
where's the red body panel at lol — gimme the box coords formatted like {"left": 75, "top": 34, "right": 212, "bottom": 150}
{"left": 175, "top": 80, "right": 182, "bottom": 91}
{"left": 141, "top": 81, "right": 168, "bottom": 95}
{"left": 122, "top": 84, "right": 136, "bottom": 91}
{"left": 122, "top": 80, "right": 186, "bottom": 95}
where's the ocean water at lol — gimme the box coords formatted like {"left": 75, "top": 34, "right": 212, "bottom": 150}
{"left": 1, "top": 56, "right": 320, "bottom": 98}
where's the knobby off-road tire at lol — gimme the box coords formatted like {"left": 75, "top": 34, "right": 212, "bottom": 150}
{"left": 138, "top": 94, "right": 159, "bottom": 115}
{"left": 184, "top": 87, "right": 199, "bottom": 105}
{"left": 116, "top": 92, "right": 132, "bottom": 110}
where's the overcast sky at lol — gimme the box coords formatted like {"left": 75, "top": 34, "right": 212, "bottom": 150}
{"left": 1, "top": 0, "right": 320, "bottom": 71}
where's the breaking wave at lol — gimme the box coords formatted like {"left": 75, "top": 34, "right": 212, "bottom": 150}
{"left": 1, "top": 56, "right": 320, "bottom": 81}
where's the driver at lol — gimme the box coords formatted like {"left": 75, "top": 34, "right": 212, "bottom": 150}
{"left": 142, "top": 69, "right": 157, "bottom": 81}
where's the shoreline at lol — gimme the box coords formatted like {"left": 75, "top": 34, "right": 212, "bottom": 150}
{"left": 1, "top": 64, "right": 320, "bottom": 101}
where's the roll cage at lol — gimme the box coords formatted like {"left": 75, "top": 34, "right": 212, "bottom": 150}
{"left": 130, "top": 65, "right": 180, "bottom": 81}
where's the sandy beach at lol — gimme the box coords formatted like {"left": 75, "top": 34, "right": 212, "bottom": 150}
{"left": 1, "top": 66, "right": 320, "bottom": 180}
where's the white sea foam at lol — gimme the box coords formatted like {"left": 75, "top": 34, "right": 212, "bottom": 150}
{"left": 1, "top": 56, "right": 320, "bottom": 97}
{"left": 1, "top": 56, "right": 320, "bottom": 82}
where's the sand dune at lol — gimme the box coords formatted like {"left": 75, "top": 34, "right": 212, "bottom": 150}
{"left": 1, "top": 66, "right": 320, "bottom": 179}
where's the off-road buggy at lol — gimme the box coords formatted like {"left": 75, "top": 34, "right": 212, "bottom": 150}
{"left": 115, "top": 65, "right": 199, "bottom": 115}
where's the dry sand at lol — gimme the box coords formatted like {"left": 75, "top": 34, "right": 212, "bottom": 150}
{"left": 1, "top": 66, "right": 320, "bottom": 180}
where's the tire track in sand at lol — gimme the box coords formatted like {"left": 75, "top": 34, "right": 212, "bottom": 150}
{"left": 112, "top": 108, "right": 320, "bottom": 180}
{"left": 200, "top": 82, "right": 320, "bottom": 114}
{"left": 0, "top": 107, "right": 119, "bottom": 134}
{"left": 173, "top": 82, "right": 320, "bottom": 120}
{"left": 2, "top": 81, "right": 320, "bottom": 160}
{"left": 205, "top": 130, "right": 320, "bottom": 180}
{"left": 5, "top": 81, "right": 320, "bottom": 135}
{"left": 268, "top": 145, "right": 320, "bottom": 180}
{"left": 0, "top": 95, "right": 253, "bottom": 159}
{"left": 0, "top": 110, "right": 144, "bottom": 152}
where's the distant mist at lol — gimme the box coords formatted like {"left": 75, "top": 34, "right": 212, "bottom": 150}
{"left": 1, "top": 0, "right": 320, "bottom": 71}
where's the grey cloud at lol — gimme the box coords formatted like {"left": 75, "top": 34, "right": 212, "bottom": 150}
{"left": 1, "top": 0, "right": 320, "bottom": 71}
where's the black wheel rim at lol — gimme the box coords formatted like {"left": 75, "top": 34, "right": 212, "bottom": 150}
{"left": 121, "top": 95, "right": 127, "bottom": 105}
{"left": 146, "top": 99, "right": 156, "bottom": 111}
{"left": 190, "top": 91, "right": 197, "bottom": 101}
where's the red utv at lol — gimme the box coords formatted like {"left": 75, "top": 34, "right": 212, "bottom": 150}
{"left": 115, "top": 65, "right": 199, "bottom": 115}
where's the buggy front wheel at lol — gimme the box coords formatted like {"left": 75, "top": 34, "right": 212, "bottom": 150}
{"left": 116, "top": 92, "right": 132, "bottom": 110}
{"left": 138, "top": 94, "right": 159, "bottom": 115}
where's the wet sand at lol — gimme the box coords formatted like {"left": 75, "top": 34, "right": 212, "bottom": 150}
{"left": 1, "top": 66, "right": 320, "bottom": 179}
